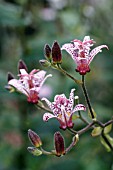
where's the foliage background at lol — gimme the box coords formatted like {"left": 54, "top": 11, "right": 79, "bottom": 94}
{"left": 0, "top": 0, "right": 113, "bottom": 169}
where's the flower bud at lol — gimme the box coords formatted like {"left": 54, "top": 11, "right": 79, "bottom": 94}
{"left": 27, "top": 147, "right": 42, "bottom": 156}
{"left": 28, "top": 129, "right": 42, "bottom": 148}
{"left": 52, "top": 41, "right": 62, "bottom": 64}
{"left": 54, "top": 131, "right": 65, "bottom": 157}
{"left": 44, "top": 44, "right": 52, "bottom": 60}
{"left": 39, "top": 59, "right": 51, "bottom": 67}
{"left": 18, "top": 60, "right": 28, "bottom": 72}
{"left": 72, "top": 134, "right": 79, "bottom": 146}
{"left": 7, "top": 72, "right": 14, "bottom": 82}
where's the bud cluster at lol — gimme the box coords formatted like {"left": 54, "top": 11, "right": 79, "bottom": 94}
{"left": 28, "top": 129, "right": 79, "bottom": 157}
{"left": 40, "top": 41, "right": 62, "bottom": 68}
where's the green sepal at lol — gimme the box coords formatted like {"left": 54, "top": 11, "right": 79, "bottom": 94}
{"left": 104, "top": 124, "right": 112, "bottom": 134}
{"left": 39, "top": 59, "right": 51, "bottom": 67}
{"left": 27, "top": 147, "right": 42, "bottom": 156}
{"left": 91, "top": 127, "right": 102, "bottom": 137}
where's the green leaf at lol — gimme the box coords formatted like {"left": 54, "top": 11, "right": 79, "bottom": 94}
{"left": 91, "top": 127, "right": 102, "bottom": 137}
{"left": 100, "top": 136, "right": 111, "bottom": 152}
{"left": 104, "top": 124, "right": 112, "bottom": 134}
{"left": 105, "top": 134, "right": 113, "bottom": 145}
{"left": 100, "top": 134, "right": 113, "bottom": 152}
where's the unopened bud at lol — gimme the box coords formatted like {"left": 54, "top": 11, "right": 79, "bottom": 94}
{"left": 44, "top": 44, "right": 52, "bottom": 60}
{"left": 39, "top": 60, "right": 51, "bottom": 67}
{"left": 54, "top": 131, "right": 65, "bottom": 157}
{"left": 18, "top": 60, "right": 28, "bottom": 73}
{"left": 75, "top": 96, "right": 79, "bottom": 105}
{"left": 52, "top": 41, "right": 62, "bottom": 64}
{"left": 27, "top": 147, "right": 42, "bottom": 156}
{"left": 72, "top": 134, "right": 79, "bottom": 146}
{"left": 28, "top": 129, "right": 42, "bottom": 147}
{"left": 7, "top": 72, "right": 14, "bottom": 82}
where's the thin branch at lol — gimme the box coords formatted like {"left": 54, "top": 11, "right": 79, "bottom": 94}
{"left": 35, "top": 103, "right": 53, "bottom": 113}
{"left": 81, "top": 75, "right": 95, "bottom": 119}
{"left": 56, "top": 64, "right": 82, "bottom": 85}
{"left": 77, "top": 122, "right": 95, "bottom": 135}
{"left": 78, "top": 111, "right": 90, "bottom": 125}
{"left": 104, "top": 119, "right": 113, "bottom": 127}
{"left": 67, "top": 128, "right": 77, "bottom": 135}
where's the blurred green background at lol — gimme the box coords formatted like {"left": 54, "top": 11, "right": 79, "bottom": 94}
{"left": 0, "top": 0, "right": 113, "bottom": 169}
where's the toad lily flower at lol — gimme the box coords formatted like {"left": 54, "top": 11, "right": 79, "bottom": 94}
{"left": 61, "top": 36, "right": 108, "bottom": 75}
{"left": 42, "top": 89, "right": 86, "bottom": 130}
{"left": 8, "top": 63, "right": 52, "bottom": 103}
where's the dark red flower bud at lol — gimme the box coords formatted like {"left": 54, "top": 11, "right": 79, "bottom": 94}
{"left": 28, "top": 129, "right": 42, "bottom": 147}
{"left": 44, "top": 44, "right": 52, "bottom": 60}
{"left": 18, "top": 60, "right": 28, "bottom": 73}
{"left": 7, "top": 72, "right": 14, "bottom": 82}
{"left": 54, "top": 131, "right": 65, "bottom": 157}
{"left": 52, "top": 41, "right": 62, "bottom": 64}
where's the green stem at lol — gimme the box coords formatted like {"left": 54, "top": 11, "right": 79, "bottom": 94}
{"left": 78, "top": 111, "right": 90, "bottom": 125}
{"left": 67, "top": 128, "right": 77, "bottom": 135}
{"left": 35, "top": 102, "right": 53, "bottom": 113}
{"left": 55, "top": 64, "right": 82, "bottom": 85}
{"left": 41, "top": 147, "right": 54, "bottom": 155}
{"left": 77, "top": 122, "right": 94, "bottom": 135}
{"left": 81, "top": 75, "right": 95, "bottom": 119}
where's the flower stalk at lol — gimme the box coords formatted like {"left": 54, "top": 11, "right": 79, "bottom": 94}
{"left": 81, "top": 75, "right": 95, "bottom": 120}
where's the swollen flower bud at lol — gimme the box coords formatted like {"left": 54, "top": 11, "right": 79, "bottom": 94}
{"left": 72, "top": 134, "right": 79, "bottom": 146}
{"left": 7, "top": 72, "right": 14, "bottom": 82}
{"left": 44, "top": 44, "right": 52, "bottom": 60}
{"left": 52, "top": 41, "right": 62, "bottom": 64}
{"left": 54, "top": 131, "right": 65, "bottom": 157}
{"left": 18, "top": 60, "right": 28, "bottom": 72}
{"left": 27, "top": 147, "right": 42, "bottom": 156}
{"left": 39, "top": 59, "right": 51, "bottom": 67}
{"left": 28, "top": 129, "right": 42, "bottom": 148}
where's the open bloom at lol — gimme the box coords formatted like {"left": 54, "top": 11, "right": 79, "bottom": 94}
{"left": 61, "top": 36, "right": 108, "bottom": 75}
{"left": 8, "top": 64, "right": 52, "bottom": 103}
{"left": 42, "top": 89, "right": 86, "bottom": 130}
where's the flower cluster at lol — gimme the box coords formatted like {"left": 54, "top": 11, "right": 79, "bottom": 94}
{"left": 6, "top": 36, "right": 113, "bottom": 157}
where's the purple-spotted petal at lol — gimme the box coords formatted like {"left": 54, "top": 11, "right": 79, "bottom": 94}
{"left": 54, "top": 94, "right": 66, "bottom": 102}
{"left": 72, "top": 104, "right": 86, "bottom": 114}
{"left": 67, "top": 88, "right": 75, "bottom": 112}
{"left": 88, "top": 45, "right": 108, "bottom": 64}
{"left": 61, "top": 43, "right": 78, "bottom": 62}
{"left": 43, "top": 113, "right": 57, "bottom": 122}
{"left": 8, "top": 79, "right": 28, "bottom": 96}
